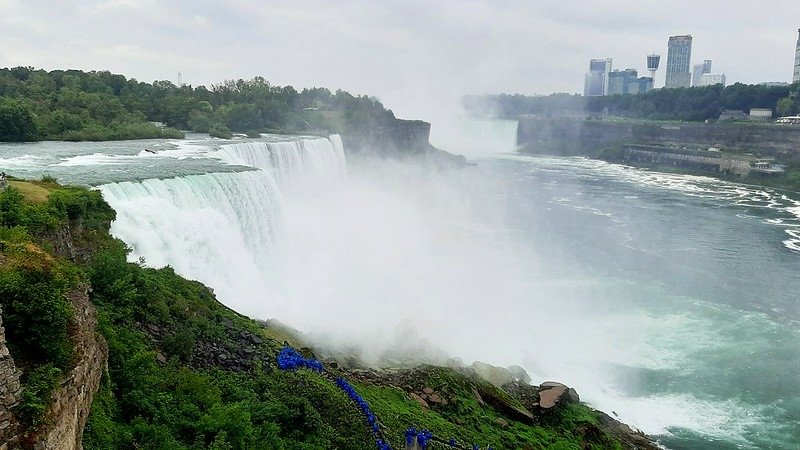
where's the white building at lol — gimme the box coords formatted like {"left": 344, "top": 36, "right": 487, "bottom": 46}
{"left": 692, "top": 60, "right": 712, "bottom": 87}
{"left": 749, "top": 108, "right": 773, "bottom": 120}
{"left": 696, "top": 73, "right": 726, "bottom": 87}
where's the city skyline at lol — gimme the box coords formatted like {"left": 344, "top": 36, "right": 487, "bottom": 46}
{"left": 0, "top": 1, "right": 798, "bottom": 123}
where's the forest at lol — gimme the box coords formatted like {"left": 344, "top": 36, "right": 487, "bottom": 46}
{"left": 0, "top": 66, "right": 396, "bottom": 142}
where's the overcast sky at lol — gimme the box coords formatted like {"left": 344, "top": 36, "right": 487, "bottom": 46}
{"left": 1, "top": 0, "right": 799, "bottom": 122}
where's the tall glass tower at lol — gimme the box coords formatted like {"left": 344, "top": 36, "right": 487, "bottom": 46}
{"left": 794, "top": 29, "right": 800, "bottom": 83}
{"left": 665, "top": 35, "right": 692, "bottom": 88}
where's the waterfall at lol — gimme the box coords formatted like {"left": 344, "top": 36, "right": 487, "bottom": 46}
{"left": 431, "top": 118, "right": 518, "bottom": 157}
{"left": 216, "top": 135, "right": 346, "bottom": 186}
{"left": 100, "top": 134, "right": 346, "bottom": 316}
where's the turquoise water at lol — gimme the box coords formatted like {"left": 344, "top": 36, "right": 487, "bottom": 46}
{"left": 2, "top": 136, "right": 799, "bottom": 449}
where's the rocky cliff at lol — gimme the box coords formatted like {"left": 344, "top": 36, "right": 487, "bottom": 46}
{"left": 342, "top": 118, "right": 467, "bottom": 167}
{"left": 0, "top": 286, "right": 107, "bottom": 450}
{"left": 518, "top": 117, "right": 800, "bottom": 161}
{"left": 0, "top": 307, "right": 23, "bottom": 450}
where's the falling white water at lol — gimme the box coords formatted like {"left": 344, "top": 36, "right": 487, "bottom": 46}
{"left": 100, "top": 135, "right": 347, "bottom": 315}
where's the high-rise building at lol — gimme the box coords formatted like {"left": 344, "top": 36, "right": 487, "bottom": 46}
{"left": 692, "top": 60, "right": 712, "bottom": 87}
{"left": 607, "top": 69, "right": 652, "bottom": 95}
{"left": 584, "top": 58, "right": 612, "bottom": 96}
{"left": 794, "top": 29, "right": 800, "bottom": 83}
{"left": 665, "top": 35, "right": 692, "bottom": 88}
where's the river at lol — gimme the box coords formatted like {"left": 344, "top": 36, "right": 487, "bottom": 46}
{"left": 1, "top": 127, "right": 799, "bottom": 449}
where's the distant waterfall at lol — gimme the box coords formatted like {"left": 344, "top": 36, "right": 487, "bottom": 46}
{"left": 99, "top": 135, "right": 346, "bottom": 315}
{"left": 431, "top": 118, "right": 518, "bottom": 157}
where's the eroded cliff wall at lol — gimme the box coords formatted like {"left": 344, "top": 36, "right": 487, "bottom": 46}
{"left": 518, "top": 118, "right": 800, "bottom": 161}
{"left": 0, "top": 286, "right": 107, "bottom": 450}
{"left": 0, "top": 307, "right": 23, "bottom": 450}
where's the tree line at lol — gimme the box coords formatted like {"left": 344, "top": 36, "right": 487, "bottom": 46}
{"left": 464, "top": 82, "right": 800, "bottom": 122}
{"left": 0, "top": 67, "right": 396, "bottom": 142}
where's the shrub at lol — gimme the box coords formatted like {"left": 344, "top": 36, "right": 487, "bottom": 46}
{"left": 15, "top": 364, "right": 63, "bottom": 426}
{"left": 209, "top": 123, "right": 233, "bottom": 139}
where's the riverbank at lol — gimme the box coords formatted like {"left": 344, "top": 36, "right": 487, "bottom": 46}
{"left": 517, "top": 116, "right": 800, "bottom": 194}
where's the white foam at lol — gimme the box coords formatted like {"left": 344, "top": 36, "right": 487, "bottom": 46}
{"left": 55, "top": 152, "right": 127, "bottom": 166}
{"left": 0, "top": 154, "right": 49, "bottom": 168}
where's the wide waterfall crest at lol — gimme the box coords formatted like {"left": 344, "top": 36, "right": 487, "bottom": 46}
{"left": 216, "top": 134, "right": 346, "bottom": 186}
{"left": 100, "top": 134, "right": 347, "bottom": 315}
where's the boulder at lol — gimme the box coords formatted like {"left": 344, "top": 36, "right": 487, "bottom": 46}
{"left": 538, "top": 381, "right": 580, "bottom": 410}
{"left": 409, "top": 392, "right": 429, "bottom": 409}
{"left": 470, "top": 361, "right": 515, "bottom": 388}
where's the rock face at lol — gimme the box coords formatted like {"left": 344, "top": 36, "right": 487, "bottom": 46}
{"left": 0, "top": 306, "right": 23, "bottom": 450}
{"left": 518, "top": 117, "right": 800, "bottom": 162}
{"left": 341, "top": 118, "right": 467, "bottom": 168}
{"left": 0, "top": 286, "right": 108, "bottom": 450}
{"left": 30, "top": 285, "right": 108, "bottom": 450}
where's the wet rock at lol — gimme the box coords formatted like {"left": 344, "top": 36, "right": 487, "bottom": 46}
{"left": 538, "top": 385, "right": 568, "bottom": 409}
{"left": 155, "top": 352, "right": 167, "bottom": 364}
{"left": 533, "top": 381, "right": 580, "bottom": 411}
{"left": 494, "top": 417, "right": 509, "bottom": 428}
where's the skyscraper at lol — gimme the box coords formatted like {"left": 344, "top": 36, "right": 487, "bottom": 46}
{"left": 794, "top": 29, "right": 800, "bottom": 83}
{"left": 584, "top": 58, "right": 612, "bottom": 96}
{"left": 692, "top": 60, "right": 712, "bottom": 87}
{"left": 665, "top": 35, "right": 692, "bottom": 88}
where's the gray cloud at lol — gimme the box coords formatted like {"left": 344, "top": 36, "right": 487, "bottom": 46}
{"left": 1, "top": 0, "right": 798, "bottom": 121}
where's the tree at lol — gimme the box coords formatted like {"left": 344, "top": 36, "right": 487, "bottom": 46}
{"left": 776, "top": 97, "right": 795, "bottom": 117}
{"left": 0, "top": 98, "right": 39, "bottom": 141}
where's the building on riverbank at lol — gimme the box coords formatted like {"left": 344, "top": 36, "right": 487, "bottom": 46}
{"left": 666, "top": 35, "right": 692, "bottom": 88}
{"left": 585, "top": 58, "right": 612, "bottom": 96}
{"left": 692, "top": 60, "right": 712, "bottom": 87}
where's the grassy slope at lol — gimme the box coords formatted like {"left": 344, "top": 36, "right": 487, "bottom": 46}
{"left": 1, "top": 180, "right": 632, "bottom": 449}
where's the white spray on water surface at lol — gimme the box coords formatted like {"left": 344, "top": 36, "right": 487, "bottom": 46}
{"left": 99, "top": 128, "right": 798, "bottom": 449}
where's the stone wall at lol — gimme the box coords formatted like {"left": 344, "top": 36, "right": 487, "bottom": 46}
{"left": 0, "top": 307, "right": 22, "bottom": 450}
